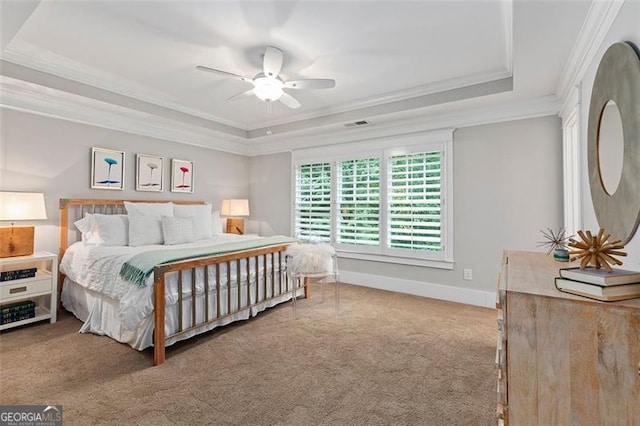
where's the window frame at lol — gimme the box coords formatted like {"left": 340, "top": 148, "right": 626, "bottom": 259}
{"left": 560, "top": 86, "right": 582, "bottom": 236}
{"left": 294, "top": 161, "right": 333, "bottom": 242}
{"left": 334, "top": 150, "right": 383, "bottom": 255}
{"left": 384, "top": 145, "right": 447, "bottom": 260}
{"left": 291, "top": 130, "right": 454, "bottom": 269}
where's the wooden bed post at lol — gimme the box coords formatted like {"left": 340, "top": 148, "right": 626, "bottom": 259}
{"left": 58, "top": 199, "right": 70, "bottom": 306}
{"left": 154, "top": 274, "right": 166, "bottom": 366}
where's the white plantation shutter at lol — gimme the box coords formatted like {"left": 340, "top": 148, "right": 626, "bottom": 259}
{"left": 387, "top": 151, "right": 442, "bottom": 251}
{"left": 294, "top": 162, "right": 332, "bottom": 242}
{"left": 292, "top": 130, "right": 452, "bottom": 267}
{"left": 337, "top": 157, "right": 380, "bottom": 246}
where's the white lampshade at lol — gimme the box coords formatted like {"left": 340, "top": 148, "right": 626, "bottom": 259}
{"left": 0, "top": 192, "right": 47, "bottom": 221}
{"left": 220, "top": 199, "right": 250, "bottom": 217}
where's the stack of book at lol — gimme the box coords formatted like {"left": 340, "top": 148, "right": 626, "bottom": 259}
{"left": 0, "top": 267, "right": 37, "bottom": 281}
{"left": 555, "top": 267, "right": 640, "bottom": 302}
{"left": 1, "top": 300, "right": 36, "bottom": 325}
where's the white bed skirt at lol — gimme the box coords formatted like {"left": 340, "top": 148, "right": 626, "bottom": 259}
{"left": 62, "top": 278, "right": 299, "bottom": 351}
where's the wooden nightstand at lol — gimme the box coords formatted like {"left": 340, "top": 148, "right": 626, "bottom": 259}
{"left": 0, "top": 251, "right": 58, "bottom": 331}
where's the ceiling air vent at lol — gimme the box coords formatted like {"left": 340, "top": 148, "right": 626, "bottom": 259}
{"left": 344, "top": 120, "right": 372, "bottom": 128}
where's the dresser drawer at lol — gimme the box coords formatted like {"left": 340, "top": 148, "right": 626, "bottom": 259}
{"left": 0, "top": 275, "right": 52, "bottom": 300}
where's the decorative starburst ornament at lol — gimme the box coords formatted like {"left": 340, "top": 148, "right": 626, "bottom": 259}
{"left": 568, "top": 228, "right": 627, "bottom": 271}
{"left": 537, "top": 227, "right": 572, "bottom": 255}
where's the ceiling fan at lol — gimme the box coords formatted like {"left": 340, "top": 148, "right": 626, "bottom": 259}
{"left": 196, "top": 46, "right": 336, "bottom": 109}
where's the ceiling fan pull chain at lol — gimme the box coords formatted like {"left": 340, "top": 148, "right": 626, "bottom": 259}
{"left": 266, "top": 100, "right": 273, "bottom": 135}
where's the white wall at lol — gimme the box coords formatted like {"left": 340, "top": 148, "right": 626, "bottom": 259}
{"left": 248, "top": 151, "right": 292, "bottom": 236}
{"left": 250, "top": 116, "right": 563, "bottom": 306}
{"left": 340, "top": 117, "right": 563, "bottom": 299}
{"left": 1, "top": 108, "right": 564, "bottom": 307}
{"left": 0, "top": 109, "right": 251, "bottom": 255}
{"left": 577, "top": 0, "right": 640, "bottom": 269}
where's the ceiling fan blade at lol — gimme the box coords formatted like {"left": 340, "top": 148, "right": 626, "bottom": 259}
{"left": 278, "top": 92, "right": 301, "bottom": 109}
{"left": 263, "top": 46, "right": 283, "bottom": 78}
{"left": 284, "top": 79, "right": 336, "bottom": 90}
{"left": 196, "top": 65, "right": 252, "bottom": 83}
{"left": 226, "top": 89, "right": 255, "bottom": 101}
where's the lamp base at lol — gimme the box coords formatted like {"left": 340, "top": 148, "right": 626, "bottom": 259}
{"left": 0, "top": 226, "right": 35, "bottom": 258}
{"left": 226, "top": 218, "right": 245, "bottom": 235}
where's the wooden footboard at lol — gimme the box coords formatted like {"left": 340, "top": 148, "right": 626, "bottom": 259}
{"left": 152, "top": 244, "right": 290, "bottom": 365}
{"left": 59, "top": 199, "right": 296, "bottom": 367}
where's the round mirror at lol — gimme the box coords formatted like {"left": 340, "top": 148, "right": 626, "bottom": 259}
{"left": 597, "top": 100, "right": 624, "bottom": 195}
{"left": 587, "top": 42, "right": 640, "bottom": 244}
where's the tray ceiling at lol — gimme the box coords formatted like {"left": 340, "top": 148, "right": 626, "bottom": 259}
{"left": 1, "top": 1, "right": 592, "bottom": 148}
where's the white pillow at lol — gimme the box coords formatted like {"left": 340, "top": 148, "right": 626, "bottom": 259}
{"left": 211, "top": 211, "right": 223, "bottom": 235}
{"left": 161, "top": 216, "right": 195, "bottom": 245}
{"left": 74, "top": 215, "right": 94, "bottom": 243}
{"left": 73, "top": 214, "right": 128, "bottom": 246}
{"left": 174, "top": 204, "right": 212, "bottom": 239}
{"left": 93, "top": 214, "right": 128, "bottom": 246}
{"left": 125, "top": 202, "right": 173, "bottom": 246}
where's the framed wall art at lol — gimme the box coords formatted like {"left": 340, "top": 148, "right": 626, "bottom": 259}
{"left": 91, "top": 147, "right": 125, "bottom": 190}
{"left": 136, "top": 153, "right": 164, "bottom": 192}
{"left": 170, "top": 159, "right": 194, "bottom": 193}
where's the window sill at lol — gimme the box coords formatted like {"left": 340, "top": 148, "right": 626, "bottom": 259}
{"left": 336, "top": 250, "right": 454, "bottom": 270}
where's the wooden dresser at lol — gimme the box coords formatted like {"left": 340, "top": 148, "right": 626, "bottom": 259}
{"left": 496, "top": 250, "right": 640, "bottom": 426}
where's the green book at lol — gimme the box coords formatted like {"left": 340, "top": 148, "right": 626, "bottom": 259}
{"left": 1, "top": 310, "right": 36, "bottom": 324}
{"left": 0, "top": 300, "right": 36, "bottom": 314}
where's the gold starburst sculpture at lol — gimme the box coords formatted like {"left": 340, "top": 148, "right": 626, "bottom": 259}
{"left": 568, "top": 228, "right": 627, "bottom": 271}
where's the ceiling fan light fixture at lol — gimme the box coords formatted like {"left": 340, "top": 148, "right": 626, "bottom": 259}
{"left": 196, "top": 46, "right": 334, "bottom": 109}
{"left": 253, "top": 75, "right": 284, "bottom": 101}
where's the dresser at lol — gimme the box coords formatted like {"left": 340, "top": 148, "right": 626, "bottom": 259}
{"left": 496, "top": 251, "right": 640, "bottom": 425}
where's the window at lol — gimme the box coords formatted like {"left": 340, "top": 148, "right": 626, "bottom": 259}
{"left": 337, "top": 157, "right": 380, "bottom": 246}
{"left": 387, "top": 151, "right": 442, "bottom": 252}
{"left": 292, "top": 131, "right": 453, "bottom": 268}
{"left": 294, "top": 162, "right": 332, "bottom": 242}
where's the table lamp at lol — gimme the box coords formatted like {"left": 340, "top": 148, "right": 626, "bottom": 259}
{"left": 220, "top": 199, "right": 250, "bottom": 235}
{"left": 0, "top": 192, "right": 47, "bottom": 258}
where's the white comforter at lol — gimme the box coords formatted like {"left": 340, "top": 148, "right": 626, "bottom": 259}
{"left": 60, "top": 234, "right": 264, "bottom": 329}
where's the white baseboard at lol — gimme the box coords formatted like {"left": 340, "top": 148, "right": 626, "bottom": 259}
{"left": 339, "top": 270, "right": 496, "bottom": 309}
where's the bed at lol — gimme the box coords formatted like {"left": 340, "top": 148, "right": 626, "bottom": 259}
{"left": 58, "top": 199, "right": 299, "bottom": 366}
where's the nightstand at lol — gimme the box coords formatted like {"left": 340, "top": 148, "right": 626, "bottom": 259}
{"left": 0, "top": 251, "right": 58, "bottom": 331}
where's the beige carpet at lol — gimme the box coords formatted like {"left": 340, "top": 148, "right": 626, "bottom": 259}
{"left": 0, "top": 284, "right": 497, "bottom": 425}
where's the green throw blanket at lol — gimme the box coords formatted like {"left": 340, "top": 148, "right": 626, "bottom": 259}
{"left": 120, "top": 236, "right": 297, "bottom": 288}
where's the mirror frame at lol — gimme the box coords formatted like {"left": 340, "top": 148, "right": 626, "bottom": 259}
{"left": 587, "top": 42, "right": 640, "bottom": 244}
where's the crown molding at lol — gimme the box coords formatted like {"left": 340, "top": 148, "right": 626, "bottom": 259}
{"left": 556, "top": 0, "right": 625, "bottom": 104}
{"left": 248, "top": 76, "right": 513, "bottom": 138}
{"left": 2, "top": 45, "right": 245, "bottom": 129}
{"left": 264, "top": 69, "right": 513, "bottom": 129}
{"left": 0, "top": 59, "right": 247, "bottom": 138}
{"left": 0, "top": 76, "right": 253, "bottom": 156}
{"left": 559, "top": 82, "right": 582, "bottom": 121}
{"left": 1, "top": 73, "right": 558, "bottom": 158}
{"left": 3, "top": 42, "right": 511, "bottom": 133}
{"left": 247, "top": 95, "right": 561, "bottom": 156}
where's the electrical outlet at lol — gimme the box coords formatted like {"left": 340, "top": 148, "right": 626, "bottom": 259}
{"left": 463, "top": 268, "right": 473, "bottom": 281}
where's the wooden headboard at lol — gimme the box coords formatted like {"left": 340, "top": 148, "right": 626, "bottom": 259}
{"left": 58, "top": 198, "right": 206, "bottom": 261}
